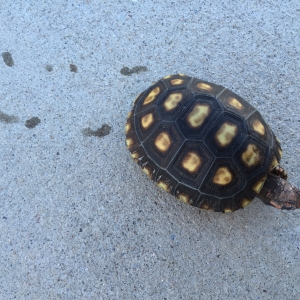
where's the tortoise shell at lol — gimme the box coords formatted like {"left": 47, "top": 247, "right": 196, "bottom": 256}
{"left": 125, "top": 74, "right": 282, "bottom": 212}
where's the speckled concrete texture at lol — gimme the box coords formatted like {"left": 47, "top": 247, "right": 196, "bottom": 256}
{"left": 1, "top": 1, "right": 300, "bottom": 299}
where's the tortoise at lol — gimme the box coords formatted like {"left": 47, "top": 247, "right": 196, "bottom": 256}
{"left": 125, "top": 74, "right": 300, "bottom": 212}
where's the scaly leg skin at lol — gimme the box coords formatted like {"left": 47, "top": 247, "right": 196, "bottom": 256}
{"left": 270, "top": 165, "right": 288, "bottom": 180}
{"left": 259, "top": 175, "right": 300, "bottom": 210}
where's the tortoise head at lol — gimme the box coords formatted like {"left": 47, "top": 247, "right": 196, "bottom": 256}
{"left": 258, "top": 171, "right": 300, "bottom": 210}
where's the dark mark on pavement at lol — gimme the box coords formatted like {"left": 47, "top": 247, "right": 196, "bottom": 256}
{"left": 82, "top": 124, "right": 111, "bottom": 137}
{"left": 120, "top": 66, "right": 148, "bottom": 76}
{"left": 70, "top": 64, "right": 78, "bottom": 73}
{"left": 2, "top": 52, "right": 14, "bottom": 67}
{"left": 25, "top": 117, "right": 41, "bottom": 129}
{"left": 0, "top": 110, "right": 19, "bottom": 123}
{"left": 45, "top": 64, "right": 53, "bottom": 72}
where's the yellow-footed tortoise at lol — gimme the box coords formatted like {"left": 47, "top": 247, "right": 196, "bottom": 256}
{"left": 125, "top": 74, "right": 300, "bottom": 212}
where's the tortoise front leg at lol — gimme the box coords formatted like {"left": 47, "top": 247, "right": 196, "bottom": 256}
{"left": 270, "top": 165, "right": 288, "bottom": 180}
{"left": 258, "top": 173, "right": 300, "bottom": 209}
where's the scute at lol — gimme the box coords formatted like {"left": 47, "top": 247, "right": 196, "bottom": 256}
{"left": 204, "top": 111, "right": 247, "bottom": 157}
{"left": 177, "top": 94, "right": 223, "bottom": 140}
{"left": 126, "top": 74, "right": 282, "bottom": 212}
{"left": 168, "top": 141, "right": 214, "bottom": 189}
{"left": 247, "top": 111, "right": 272, "bottom": 146}
{"left": 142, "top": 122, "right": 185, "bottom": 169}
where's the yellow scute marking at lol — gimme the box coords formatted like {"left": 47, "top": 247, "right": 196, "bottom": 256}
{"left": 270, "top": 156, "right": 279, "bottom": 170}
{"left": 241, "top": 144, "right": 261, "bottom": 167}
{"left": 252, "top": 119, "right": 265, "bottom": 136}
{"left": 228, "top": 97, "right": 243, "bottom": 110}
{"left": 170, "top": 78, "right": 184, "bottom": 85}
{"left": 177, "top": 193, "right": 190, "bottom": 204}
{"left": 182, "top": 152, "right": 202, "bottom": 174}
{"left": 187, "top": 104, "right": 210, "bottom": 128}
{"left": 196, "top": 82, "right": 212, "bottom": 91}
{"left": 131, "top": 152, "right": 140, "bottom": 160}
{"left": 154, "top": 132, "right": 172, "bottom": 153}
{"left": 143, "top": 86, "right": 161, "bottom": 105}
{"left": 213, "top": 167, "right": 233, "bottom": 185}
{"left": 142, "top": 167, "right": 151, "bottom": 177}
{"left": 215, "top": 122, "right": 238, "bottom": 147}
{"left": 163, "top": 75, "right": 172, "bottom": 79}
{"left": 224, "top": 207, "right": 233, "bottom": 213}
{"left": 200, "top": 203, "right": 210, "bottom": 210}
{"left": 278, "top": 147, "right": 282, "bottom": 158}
{"left": 157, "top": 181, "right": 170, "bottom": 192}
{"left": 164, "top": 93, "right": 183, "bottom": 111}
{"left": 141, "top": 113, "right": 154, "bottom": 130}
{"left": 241, "top": 198, "right": 251, "bottom": 208}
{"left": 127, "top": 111, "right": 133, "bottom": 118}
{"left": 126, "top": 137, "right": 134, "bottom": 148}
{"left": 252, "top": 175, "right": 267, "bottom": 193}
{"left": 125, "top": 122, "right": 131, "bottom": 133}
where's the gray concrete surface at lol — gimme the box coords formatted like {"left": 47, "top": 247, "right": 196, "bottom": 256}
{"left": 1, "top": 1, "right": 300, "bottom": 299}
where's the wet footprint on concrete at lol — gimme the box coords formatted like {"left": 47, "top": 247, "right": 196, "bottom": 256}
{"left": 120, "top": 66, "right": 147, "bottom": 76}
{"left": 0, "top": 110, "right": 19, "bottom": 123}
{"left": 25, "top": 117, "right": 41, "bottom": 129}
{"left": 70, "top": 64, "right": 78, "bottom": 73}
{"left": 45, "top": 64, "right": 53, "bottom": 72}
{"left": 2, "top": 52, "right": 14, "bottom": 67}
{"left": 82, "top": 124, "right": 111, "bottom": 137}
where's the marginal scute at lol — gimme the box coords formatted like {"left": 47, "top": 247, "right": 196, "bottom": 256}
{"left": 241, "top": 198, "right": 251, "bottom": 208}
{"left": 127, "top": 111, "right": 133, "bottom": 118}
{"left": 201, "top": 204, "right": 209, "bottom": 210}
{"left": 143, "top": 86, "right": 161, "bottom": 105}
{"left": 154, "top": 132, "right": 172, "bottom": 153}
{"left": 141, "top": 113, "right": 154, "bottom": 129}
{"left": 164, "top": 93, "right": 183, "bottom": 111}
{"left": 252, "top": 175, "right": 267, "bottom": 193}
{"left": 125, "top": 122, "right": 131, "bottom": 133}
{"left": 163, "top": 75, "right": 172, "bottom": 79}
{"left": 157, "top": 181, "right": 170, "bottom": 192}
{"left": 224, "top": 207, "right": 233, "bottom": 213}
{"left": 196, "top": 82, "right": 212, "bottom": 91}
{"left": 133, "top": 93, "right": 142, "bottom": 105}
{"left": 252, "top": 119, "right": 265, "bottom": 136}
{"left": 278, "top": 147, "right": 282, "bottom": 158}
{"left": 228, "top": 97, "right": 243, "bottom": 110}
{"left": 270, "top": 156, "right": 279, "bottom": 170}
{"left": 213, "top": 167, "right": 233, "bottom": 185}
{"left": 142, "top": 166, "right": 151, "bottom": 177}
{"left": 170, "top": 78, "right": 184, "bottom": 85}
{"left": 126, "top": 137, "right": 134, "bottom": 148}
{"left": 241, "top": 144, "right": 261, "bottom": 167}
{"left": 215, "top": 122, "right": 238, "bottom": 147}
{"left": 181, "top": 151, "right": 202, "bottom": 174}
{"left": 131, "top": 151, "right": 140, "bottom": 161}
{"left": 187, "top": 104, "right": 210, "bottom": 128}
{"left": 177, "top": 193, "right": 190, "bottom": 204}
